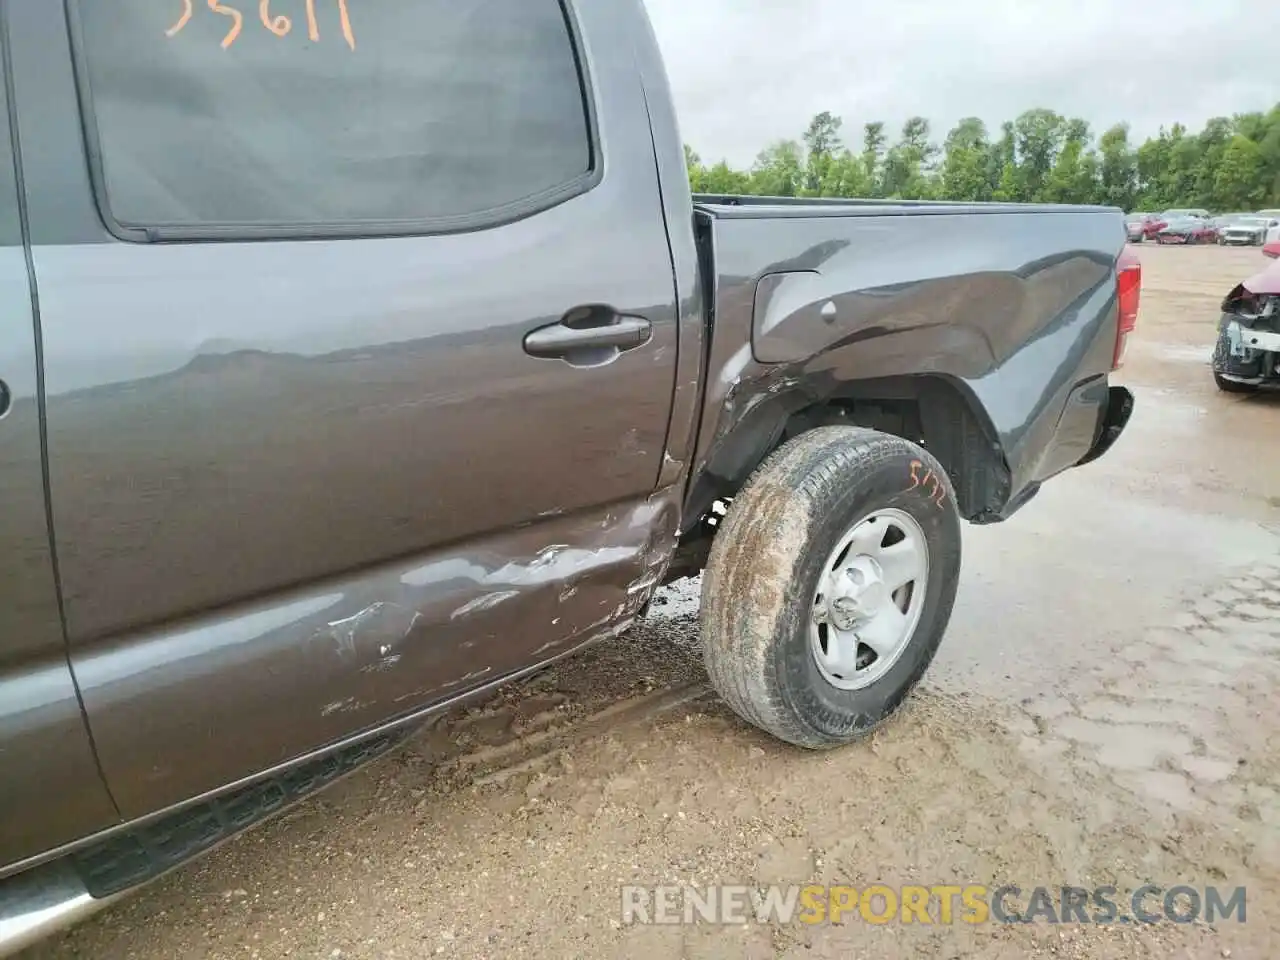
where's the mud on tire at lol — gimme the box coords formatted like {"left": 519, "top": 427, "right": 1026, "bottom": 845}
{"left": 700, "top": 426, "right": 962, "bottom": 749}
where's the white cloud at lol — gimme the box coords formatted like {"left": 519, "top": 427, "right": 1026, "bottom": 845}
{"left": 642, "top": 0, "right": 1280, "bottom": 165}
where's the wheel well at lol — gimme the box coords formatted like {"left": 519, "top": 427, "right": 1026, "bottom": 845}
{"left": 668, "top": 377, "right": 1009, "bottom": 583}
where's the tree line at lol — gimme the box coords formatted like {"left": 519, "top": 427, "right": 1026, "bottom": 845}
{"left": 685, "top": 105, "right": 1280, "bottom": 213}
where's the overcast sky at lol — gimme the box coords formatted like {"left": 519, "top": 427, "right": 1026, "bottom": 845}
{"left": 642, "top": 0, "right": 1280, "bottom": 166}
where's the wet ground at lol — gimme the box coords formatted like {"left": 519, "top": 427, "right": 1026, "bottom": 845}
{"left": 24, "top": 245, "right": 1280, "bottom": 959}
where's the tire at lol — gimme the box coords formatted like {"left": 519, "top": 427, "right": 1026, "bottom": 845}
{"left": 700, "top": 426, "right": 962, "bottom": 749}
{"left": 1214, "top": 373, "right": 1258, "bottom": 394}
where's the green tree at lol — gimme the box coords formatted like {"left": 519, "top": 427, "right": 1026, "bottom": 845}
{"left": 1194, "top": 117, "right": 1233, "bottom": 208}
{"left": 861, "top": 122, "right": 887, "bottom": 197}
{"left": 1253, "top": 105, "right": 1280, "bottom": 205}
{"left": 1164, "top": 124, "right": 1202, "bottom": 208}
{"left": 682, "top": 100, "right": 1280, "bottom": 211}
{"left": 1214, "top": 135, "right": 1266, "bottom": 210}
{"left": 702, "top": 160, "right": 751, "bottom": 195}
{"left": 1135, "top": 130, "right": 1171, "bottom": 208}
{"left": 940, "top": 117, "right": 993, "bottom": 201}
{"left": 819, "top": 150, "right": 872, "bottom": 198}
{"left": 802, "top": 111, "right": 843, "bottom": 195}
{"left": 1012, "top": 108, "right": 1065, "bottom": 201}
{"left": 750, "top": 140, "right": 804, "bottom": 197}
{"left": 1046, "top": 119, "right": 1099, "bottom": 204}
{"left": 990, "top": 122, "right": 1019, "bottom": 201}
{"left": 881, "top": 117, "right": 937, "bottom": 199}
{"left": 1098, "top": 124, "right": 1137, "bottom": 210}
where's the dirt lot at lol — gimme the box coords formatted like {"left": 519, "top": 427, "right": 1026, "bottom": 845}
{"left": 24, "top": 245, "right": 1280, "bottom": 959}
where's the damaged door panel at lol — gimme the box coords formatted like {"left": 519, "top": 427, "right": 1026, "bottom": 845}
{"left": 8, "top": 0, "right": 680, "bottom": 823}
{"left": 72, "top": 490, "right": 680, "bottom": 819}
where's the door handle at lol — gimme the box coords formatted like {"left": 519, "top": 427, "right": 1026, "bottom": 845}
{"left": 523, "top": 308, "right": 652, "bottom": 360}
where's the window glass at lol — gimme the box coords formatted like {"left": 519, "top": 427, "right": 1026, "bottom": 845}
{"left": 71, "top": 0, "right": 593, "bottom": 231}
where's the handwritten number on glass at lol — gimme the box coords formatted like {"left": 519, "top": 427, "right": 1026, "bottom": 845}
{"left": 208, "top": 0, "right": 243, "bottom": 49}
{"left": 167, "top": 0, "right": 355, "bottom": 49}
{"left": 337, "top": 0, "right": 354, "bottom": 50}
{"left": 260, "top": 0, "right": 291, "bottom": 37}
{"left": 166, "top": 0, "right": 193, "bottom": 36}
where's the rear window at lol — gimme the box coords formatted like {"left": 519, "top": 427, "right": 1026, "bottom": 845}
{"left": 69, "top": 0, "right": 595, "bottom": 237}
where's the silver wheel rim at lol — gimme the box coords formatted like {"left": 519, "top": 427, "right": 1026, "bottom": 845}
{"left": 809, "top": 507, "right": 929, "bottom": 691}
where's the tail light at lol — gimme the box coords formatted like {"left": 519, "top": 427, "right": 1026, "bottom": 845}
{"left": 1113, "top": 248, "right": 1142, "bottom": 370}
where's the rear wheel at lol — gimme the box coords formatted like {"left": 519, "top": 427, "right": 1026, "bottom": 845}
{"left": 700, "top": 426, "right": 962, "bottom": 749}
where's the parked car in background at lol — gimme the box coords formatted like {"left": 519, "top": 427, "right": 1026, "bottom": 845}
{"left": 1256, "top": 208, "right": 1280, "bottom": 220}
{"left": 1219, "top": 216, "right": 1279, "bottom": 246}
{"left": 1160, "top": 208, "right": 1212, "bottom": 220}
{"left": 1137, "top": 210, "right": 1212, "bottom": 242}
{"left": 1124, "top": 214, "right": 1148, "bottom": 242}
{"left": 1135, "top": 212, "right": 1170, "bottom": 241}
{"left": 1267, "top": 221, "right": 1280, "bottom": 245}
{"left": 1212, "top": 255, "right": 1280, "bottom": 392}
{"left": 1156, "top": 216, "right": 1219, "bottom": 244}
{"left": 1212, "top": 213, "right": 1252, "bottom": 233}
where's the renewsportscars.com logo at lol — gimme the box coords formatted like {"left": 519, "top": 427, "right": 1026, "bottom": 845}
{"left": 620, "top": 884, "right": 1247, "bottom": 926}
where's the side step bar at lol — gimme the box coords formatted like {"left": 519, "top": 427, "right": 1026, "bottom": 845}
{"left": 0, "top": 727, "right": 409, "bottom": 957}
{"left": 0, "top": 859, "right": 115, "bottom": 957}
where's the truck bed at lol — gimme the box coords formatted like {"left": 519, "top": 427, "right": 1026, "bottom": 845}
{"left": 689, "top": 195, "right": 1127, "bottom": 520}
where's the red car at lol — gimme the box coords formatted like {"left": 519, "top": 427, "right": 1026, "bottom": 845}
{"left": 1138, "top": 214, "right": 1168, "bottom": 241}
{"left": 1125, "top": 213, "right": 1164, "bottom": 242}
{"left": 1154, "top": 216, "right": 1219, "bottom": 245}
{"left": 1142, "top": 208, "right": 1215, "bottom": 241}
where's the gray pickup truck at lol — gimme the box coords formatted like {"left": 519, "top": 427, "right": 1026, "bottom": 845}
{"left": 0, "top": 0, "right": 1138, "bottom": 950}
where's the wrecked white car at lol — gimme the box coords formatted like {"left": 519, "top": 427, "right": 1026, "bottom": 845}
{"left": 1213, "top": 250, "right": 1280, "bottom": 392}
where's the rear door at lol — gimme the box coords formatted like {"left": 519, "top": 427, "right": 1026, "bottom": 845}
{"left": 0, "top": 28, "right": 117, "bottom": 868}
{"left": 7, "top": 0, "right": 680, "bottom": 817}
